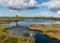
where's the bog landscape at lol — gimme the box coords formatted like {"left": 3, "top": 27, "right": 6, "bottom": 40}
{"left": 0, "top": 0, "right": 60, "bottom": 43}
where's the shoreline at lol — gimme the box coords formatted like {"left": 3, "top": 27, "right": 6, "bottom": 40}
{"left": 0, "top": 17, "right": 60, "bottom": 24}
{"left": 29, "top": 24, "right": 60, "bottom": 41}
{"left": 0, "top": 26, "right": 35, "bottom": 43}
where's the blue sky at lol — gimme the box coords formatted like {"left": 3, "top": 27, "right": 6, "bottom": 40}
{"left": 0, "top": 0, "right": 60, "bottom": 17}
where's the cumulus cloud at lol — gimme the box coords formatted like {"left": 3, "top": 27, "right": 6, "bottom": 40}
{"left": 0, "top": 0, "right": 39, "bottom": 10}
{"left": 57, "top": 11, "right": 60, "bottom": 14}
{"left": 40, "top": 11, "right": 52, "bottom": 17}
{"left": 41, "top": 0, "right": 60, "bottom": 13}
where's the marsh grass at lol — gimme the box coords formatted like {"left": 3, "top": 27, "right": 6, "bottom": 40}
{"left": 0, "top": 26, "right": 35, "bottom": 43}
{"left": 29, "top": 24, "right": 60, "bottom": 41}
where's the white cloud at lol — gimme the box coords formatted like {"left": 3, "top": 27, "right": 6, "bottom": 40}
{"left": 40, "top": 12, "right": 48, "bottom": 16}
{"left": 57, "top": 11, "right": 60, "bottom": 14}
{"left": 41, "top": 0, "right": 60, "bottom": 13}
{"left": 37, "top": 11, "right": 52, "bottom": 17}
{"left": 0, "top": 0, "right": 39, "bottom": 10}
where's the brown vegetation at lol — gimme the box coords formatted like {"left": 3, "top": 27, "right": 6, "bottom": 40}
{"left": 0, "top": 26, "right": 35, "bottom": 43}
{"left": 29, "top": 24, "right": 60, "bottom": 40}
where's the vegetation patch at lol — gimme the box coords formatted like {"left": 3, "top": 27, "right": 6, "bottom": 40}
{"left": 0, "top": 26, "right": 35, "bottom": 43}
{"left": 0, "top": 17, "right": 60, "bottom": 24}
{"left": 29, "top": 24, "right": 60, "bottom": 41}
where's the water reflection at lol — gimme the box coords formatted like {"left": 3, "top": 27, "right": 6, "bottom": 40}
{"left": 0, "top": 20, "right": 60, "bottom": 43}
{"left": 6, "top": 25, "right": 37, "bottom": 36}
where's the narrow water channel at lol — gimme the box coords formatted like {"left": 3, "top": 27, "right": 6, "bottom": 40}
{"left": 0, "top": 20, "right": 60, "bottom": 43}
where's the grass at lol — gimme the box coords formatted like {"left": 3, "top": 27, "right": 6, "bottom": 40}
{"left": 0, "top": 26, "right": 35, "bottom": 43}
{"left": 29, "top": 24, "right": 60, "bottom": 40}
{"left": 0, "top": 17, "right": 35, "bottom": 43}
{"left": 0, "top": 17, "right": 60, "bottom": 42}
{"left": 0, "top": 17, "right": 60, "bottom": 24}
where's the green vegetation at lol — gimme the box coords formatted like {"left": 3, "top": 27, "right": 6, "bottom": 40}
{"left": 0, "top": 26, "right": 35, "bottom": 43}
{"left": 0, "top": 17, "right": 37, "bottom": 43}
{"left": 0, "top": 17, "right": 60, "bottom": 43}
{"left": 29, "top": 24, "right": 60, "bottom": 40}
{"left": 0, "top": 17, "right": 60, "bottom": 24}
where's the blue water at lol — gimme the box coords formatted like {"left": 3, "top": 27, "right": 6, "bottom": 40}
{"left": 34, "top": 32, "right": 60, "bottom": 43}
{"left": 0, "top": 20, "right": 60, "bottom": 43}
{"left": 0, "top": 20, "right": 60, "bottom": 27}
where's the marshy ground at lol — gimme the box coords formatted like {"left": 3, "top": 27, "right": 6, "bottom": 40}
{"left": 29, "top": 24, "right": 60, "bottom": 41}
{"left": 0, "top": 17, "right": 60, "bottom": 24}
{"left": 0, "top": 17, "right": 60, "bottom": 43}
{"left": 0, "top": 26, "right": 35, "bottom": 43}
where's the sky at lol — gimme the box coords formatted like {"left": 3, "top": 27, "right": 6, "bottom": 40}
{"left": 0, "top": 0, "right": 60, "bottom": 17}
